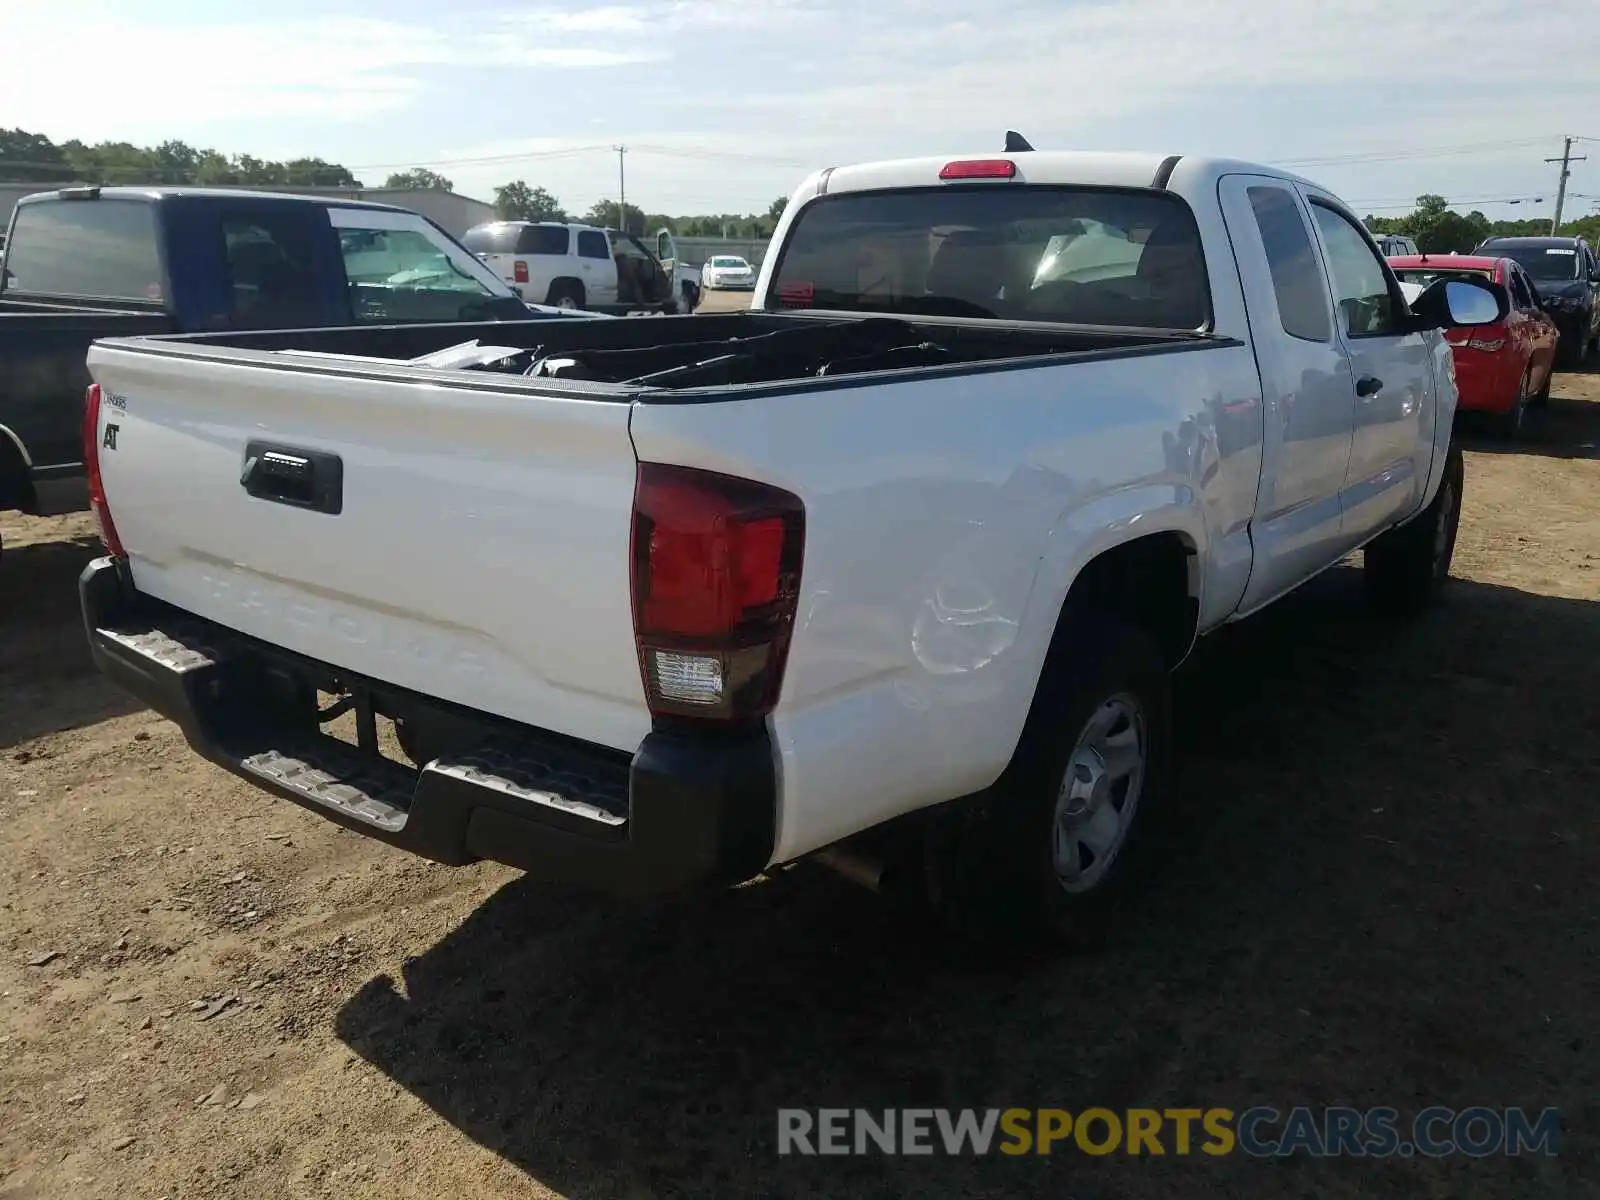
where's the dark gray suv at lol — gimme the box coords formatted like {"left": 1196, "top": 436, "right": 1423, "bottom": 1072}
{"left": 1475, "top": 235, "right": 1600, "bottom": 363}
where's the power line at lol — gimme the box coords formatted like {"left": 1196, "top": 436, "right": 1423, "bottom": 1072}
{"left": 1353, "top": 193, "right": 1550, "bottom": 211}
{"left": 1268, "top": 137, "right": 1555, "bottom": 169}
{"left": 1, "top": 133, "right": 1574, "bottom": 178}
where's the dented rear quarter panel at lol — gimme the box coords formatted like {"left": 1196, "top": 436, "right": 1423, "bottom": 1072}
{"left": 628, "top": 338, "right": 1264, "bottom": 862}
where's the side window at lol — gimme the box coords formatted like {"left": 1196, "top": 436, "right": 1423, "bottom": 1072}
{"left": 1246, "top": 185, "right": 1331, "bottom": 342}
{"left": 3, "top": 199, "right": 164, "bottom": 301}
{"left": 577, "top": 230, "right": 610, "bottom": 259}
{"left": 335, "top": 217, "right": 513, "bottom": 324}
{"left": 1309, "top": 201, "right": 1403, "bottom": 337}
{"left": 222, "top": 214, "right": 323, "bottom": 326}
{"left": 515, "top": 225, "right": 569, "bottom": 256}
{"left": 1507, "top": 268, "right": 1534, "bottom": 311}
{"left": 339, "top": 227, "right": 484, "bottom": 292}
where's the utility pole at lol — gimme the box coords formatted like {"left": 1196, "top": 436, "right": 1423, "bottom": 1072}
{"left": 615, "top": 145, "right": 627, "bottom": 231}
{"left": 1545, "top": 137, "right": 1586, "bottom": 234}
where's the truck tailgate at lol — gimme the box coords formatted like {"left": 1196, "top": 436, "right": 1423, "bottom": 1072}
{"left": 86, "top": 344, "right": 652, "bottom": 754}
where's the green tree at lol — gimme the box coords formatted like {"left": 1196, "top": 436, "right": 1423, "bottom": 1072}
{"left": 0, "top": 128, "right": 362, "bottom": 189}
{"left": 494, "top": 180, "right": 566, "bottom": 221}
{"left": 384, "top": 167, "right": 454, "bottom": 191}
{"left": 0, "top": 128, "right": 72, "bottom": 182}
{"left": 582, "top": 200, "right": 647, "bottom": 234}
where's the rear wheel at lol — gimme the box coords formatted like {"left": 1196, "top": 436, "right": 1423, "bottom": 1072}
{"left": 924, "top": 608, "right": 1171, "bottom": 952}
{"left": 1363, "top": 442, "right": 1464, "bottom": 616}
{"left": 1496, "top": 366, "right": 1530, "bottom": 440}
{"left": 545, "top": 280, "right": 585, "bottom": 310}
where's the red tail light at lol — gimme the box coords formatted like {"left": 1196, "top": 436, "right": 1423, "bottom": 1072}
{"left": 939, "top": 159, "right": 1017, "bottom": 180}
{"left": 513, "top": 260, "right": 529, "bottom": 283}
{"left": 82, "top": 384, "right": 126, "bottom": 558}
{"left": 630, "top": 463, "right": 804, "bottom": 723}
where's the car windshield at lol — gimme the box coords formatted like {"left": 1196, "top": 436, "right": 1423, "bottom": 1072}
{"left": 767, "top": 185, "right": 1209, "bottom": 329}
{"left": 1392, "top": 267, "right": 1494, "bottom": 288}
{"left": 712, "top": 257, "right": 748, "bottom": 268}
{"left": 1492, "top": 245, "right": 1581, "bottom": 281}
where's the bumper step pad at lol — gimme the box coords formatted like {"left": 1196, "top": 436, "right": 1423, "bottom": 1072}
{"left": 236, "top": 738, "right": 415, "bottom": 834}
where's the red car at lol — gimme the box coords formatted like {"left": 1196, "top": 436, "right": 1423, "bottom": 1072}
{"left": 1388, "top": 254, "right": 1559, "bottom": 438}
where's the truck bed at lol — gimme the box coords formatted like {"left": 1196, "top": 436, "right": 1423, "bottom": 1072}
{"left": 105, "top": 311, "right": 1221, "bottom": 395}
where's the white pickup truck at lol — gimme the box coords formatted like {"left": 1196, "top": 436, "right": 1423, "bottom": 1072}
{"left": 78, "top": 145, "right": 1507, "bottom": 947}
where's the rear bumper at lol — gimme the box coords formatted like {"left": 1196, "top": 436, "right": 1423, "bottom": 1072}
{"left": 80, "top": 557, "right": 777, "bottom": 898}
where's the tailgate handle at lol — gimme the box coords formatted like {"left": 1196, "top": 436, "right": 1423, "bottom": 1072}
{"left": 240, "top": 442, "right": 343, "bottom": 515}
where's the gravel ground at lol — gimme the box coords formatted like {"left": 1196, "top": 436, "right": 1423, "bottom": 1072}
{"left": 1, "top": 370, "right": 1596, "bottom": 1200}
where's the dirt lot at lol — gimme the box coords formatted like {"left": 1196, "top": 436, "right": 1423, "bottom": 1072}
{"left": 2, "top": 374, "right": 1597, "bottom": 1200}
{"left": 693, "top": 287, "right": 758, "bottom": 314}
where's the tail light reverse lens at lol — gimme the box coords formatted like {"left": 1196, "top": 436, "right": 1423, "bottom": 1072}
{"left": 82, "top": 384, "right": 126, "bottom": 558}
{"left": 631, "top": 463, "right": 804, "bottom": 723}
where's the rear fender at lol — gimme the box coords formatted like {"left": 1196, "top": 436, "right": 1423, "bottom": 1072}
{"left": 995, "top": 484, "right": 1206, "bottom": 758}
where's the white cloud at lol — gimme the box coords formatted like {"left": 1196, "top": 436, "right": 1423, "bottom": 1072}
{"left": 0, "top": 9, "right": 662, "bottom": 136}
{"left": 711, "top": 0, "right": 1599, "bottom": 146}
{"left": 3, "top": 0, "right": 1596, "bottom": 216}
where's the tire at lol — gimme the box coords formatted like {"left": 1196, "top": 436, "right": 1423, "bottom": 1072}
{"left": 1495, "top": 366, "right": 1530, "bottom": 440}
{"left": 923, "top": 607, "right": 1172, "bottom": 953}
{"left": 545, "top": 280, "right": 585, "bottom": 310}
{"left": 1363, "top": 442, "right": 1464, "bottom": 617}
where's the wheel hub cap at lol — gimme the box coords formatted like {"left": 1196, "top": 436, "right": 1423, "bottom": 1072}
{"left": 1052, "top": 695, "right": 1147, "bottom": 894}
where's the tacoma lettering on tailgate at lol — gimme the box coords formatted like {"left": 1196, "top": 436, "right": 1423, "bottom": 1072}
{"left": 199, "top": 570, "right": 490, "bottom": 681}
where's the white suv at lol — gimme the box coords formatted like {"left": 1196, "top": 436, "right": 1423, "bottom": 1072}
{"left": 461, "top": 221, "right": 677, "bottom": 314}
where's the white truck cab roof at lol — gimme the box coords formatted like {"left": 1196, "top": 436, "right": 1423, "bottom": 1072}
{"left": 802, "top": 151, "right": 1327, "bottom": 200}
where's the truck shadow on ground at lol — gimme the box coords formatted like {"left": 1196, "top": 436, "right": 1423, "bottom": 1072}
{"left": 0, "top": 536, "right": 144, "bottom": 751}
{"left": 1456, "top": 389, "right": 1600, "bottom": 460}
{"left": 335, "top": 568, "right": 1598, "bottom": 1200}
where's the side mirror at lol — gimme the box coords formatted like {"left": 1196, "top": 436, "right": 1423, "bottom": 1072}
{"left": 509, "top": 284, "right": 524, "bottom": 299}
{"left": 1411, "top": 276, "right": 1507, "bottom": 329}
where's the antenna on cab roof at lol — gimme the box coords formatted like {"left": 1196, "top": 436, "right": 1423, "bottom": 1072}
{"left": 1004, "top": 131, "right": 1034, "bottom": 153}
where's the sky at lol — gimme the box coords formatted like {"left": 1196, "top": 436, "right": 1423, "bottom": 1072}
{"left": 5, "top": 0, "right": 1600, "bottom": 220}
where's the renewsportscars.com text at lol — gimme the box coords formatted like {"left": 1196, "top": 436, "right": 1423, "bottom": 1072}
{"left": 776, "top": 1106, "right": 1561, "bottom": 1158}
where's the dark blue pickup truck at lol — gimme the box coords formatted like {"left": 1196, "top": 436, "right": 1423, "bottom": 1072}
{"left": 0, "top": 185, "right": 580, "bottom": 541}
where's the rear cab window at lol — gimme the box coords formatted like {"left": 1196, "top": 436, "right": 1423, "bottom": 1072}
{"left": 461, "top": 224, "right": 570, "bottom": 256}
{"left": 1246, "top": 185, "right": 1331, "bottom": 342}
{"left": 2, "top": 197, "right": 165, "bottom": 302}
{"left": 766, "top": 186, "right": 1212, "bottom": 329}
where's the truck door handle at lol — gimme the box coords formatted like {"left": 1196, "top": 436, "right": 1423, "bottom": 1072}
{"left": 1355, "top": 375, "right": 1383, "bottom": 398}
{"left": 240, "top": 441, "right": 343, "bottom": 515}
